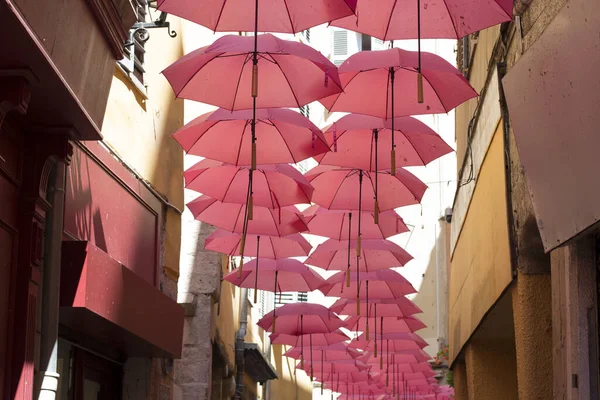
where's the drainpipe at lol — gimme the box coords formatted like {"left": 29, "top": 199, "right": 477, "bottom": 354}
{"left": 234, "top": 288, "right": 249, "bottom": 400}
{"left": 38, "top": 160, "right": 66, "bottom": 400}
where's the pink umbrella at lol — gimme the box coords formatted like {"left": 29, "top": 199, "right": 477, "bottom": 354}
{"left": 306, "top": 238, "right": 413, "bottom": 272}
{"left": 163, "top": 34, "right": 342, "bottom": 111}
{"left": 318, "top": 48, "right": 476, "bottom": 175}
{"left": 351, "top": 332, "right": 429, "bottom": 352}
{"left": 319, "top": 270, "right": 416, "bottom": 328}
{"left": 330, "top": 298, "right": 423, "bottom": 318}
{"left": 284, "top": 342, "right": 361, "bottom": 360}
{"left": 316, "top": 114, "right": 453, "bottom": 170}
{"left": 302, "top": 360, "right": 371, "bottom": 373}
{"left": 331, "top": 0, "right": 511, "bottom": 41}
{"left": 258, "top": 303, "right": 344, "bottom": 335}
{"left": 187, "top": 195, "right": 308, "bottom": 237}
{"left": 157, "top": 0, "right": 356, "bottom": 34}
{"left": 205, "top": 229, "right": 312, "bottom": 259}
{"left": 270, "top": 329, "right": 349, "bottom": 347}
{"left": 305, "top": 165, "right": 427, "bottom": 213}
{"left": 302, "top": 205, "right": 409, "bottom": 240}
{"left": 223, "top": 258, "right": 324, "bottom": 302}
{"left": 361, "top": 349, "right": 432, "bottom": 366}
{"left": 173, "top": 108, "right": 329, "bottom": 166}
{"left": 185, "top": 159, "right": 314, "bottom": 208}
{"left": 344, "top": 315, "right": 426, "bottom": 335}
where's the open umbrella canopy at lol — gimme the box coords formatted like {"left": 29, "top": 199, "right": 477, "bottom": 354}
{"left": 306, "top": 238, "right": 413, "bottom": 271}
{"left": 270, "top": 329, "right": 350, "bottom": 347}
{"left": 302, "top": 205, "right": 409, "bottom": 240}
{"left": 173, "top": 108, "right": 330, "bottom": 165}
{"left": 187, "top": 195, "right": 308, "bottom": 236}
{"left": 320, "top": 270, "right": 416, "bottom": 299}
{"left": 163, "top": 34, "right": 343, "bottom": 110}
{"left": 258, "top": 303, "right": 344, "bottom": 334}
{"left": 319, "top": 47, "right": 477, "bottom": 118}
{"left": 185, "top": 160, "right": 314, "bottom": 208}
{"left": 311, "top": 371, "right": 373, "bottom": 382}
{"left": 331, "top": 298, "right": 422, "bottom": 318}
{"left": 157, "top": 0, "right": 356, "bottom": 34}
{"left": 361, "top": 349, "right": 431, "bottom": 366}
{"left": 330, "top": 0, "right": 511, "bottom": 40}
{"left": 344, "top": 315, "right": 426, "bottom": 334}
{"left": 224, "top": 258, "right": 325, "bottom": 292}
{"left": 351, "top": 332, "right": 429, "bottom": 351}
{"left": 284, "top": 342, "right": 361, "bottom": 360}
{"left": 306, "top": 165, "right": 427, "bottom": 212}
{"left": 301, "top": 359, "right": 371, "bottom": 373}
{"left": 315, "top": 114, "right": 453, "bottom": 170}
{"left": 205, "top": 229, "right": 312, "bottom": 259}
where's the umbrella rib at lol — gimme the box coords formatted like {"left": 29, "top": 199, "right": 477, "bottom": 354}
{"left": 270, "top": 120, "right": 299, "bottom": 163}
{"left": 382, "top": 0, "right": 398, "bottom": 41}
{"left": 234, "top": 120, "right": 250, "bottom": 166}
{"left": 213, "top": 0, "right": 228, "bottom": 31}
{"left": 401, "top": 132, "right": 427, "bottom": 166}
{"left": 172, "top": 53, "right": 219, "bottom": 99}
{"left": 222, "top": 166, "right": 244, "bottom": 203}
{"left": 230, "top": 53, "right": 253, "bottom": 111}
{"left": 420, "top": 71, "right": 451, "bottom": 112}
{"left": 320, "top": 71, "right": 362, "bottom": 112}
{"left": 183, "top": 120, "right": 221, "bottom": 155}
{"left": 441, "top": 0, "right": 461, "bottom": 39}
{"left": 269, "top": 55, "right": 302, "bottom": 108}
{"left": 262, "top": 170, "right": 278, "bottom": 208}
{"left": 325, "top": 170, "right": 354, "bottom": 210}
{"left": 281, "top": 0, "right": 297, "bottom": 34}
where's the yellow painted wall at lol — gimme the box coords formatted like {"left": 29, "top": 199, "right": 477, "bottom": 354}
{"left": 100, "top": 21, "right": 186, "bottom": 278}
{"left": 449, "top": 123, "right": 512, "bottom": 362}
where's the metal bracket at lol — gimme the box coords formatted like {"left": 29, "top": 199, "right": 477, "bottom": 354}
{"left": 133, "top": 12, "right": 177, "bottom": 38}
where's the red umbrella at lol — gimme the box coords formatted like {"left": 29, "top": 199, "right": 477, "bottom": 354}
{"left": 284, "top": 342, "right": 361, "bottom": 361}
{"left": 205, "top": 229, "right": 312, "bottom": 259}
{"left": 258, "top": 303, "right": 344, "bottom": 335}
{"left": 157, "top": 0, "right": 356, "bottom": 34}
{"left": 163, "top": 34, "right": 342, "bottom": 111}
{"left": 316, "top": 114, "right": 453, "bottom": 170}
{"left": 305, "top": 238, "right": 413, "bottom": 272}
{"left": 305, "top": 165, "right": 427, "bottom": 213}
{"left": 173, "top": 108, "right": 329, "bottom": 166}
{"left": 331, "top": 0, "right": 511, "bottom": 41}
{"left": 319, "top": 48, "right": 476, "bottom": 175}
{"left": 187, "top": 195, "right": 307, "bottom": 237}
{"left": 185, "top": 159, "right": 314, "bottom": 208}
{"left": 319, "top": 270, "right": 416, "bottom": 322}
{"left": 330, "top": 298, "right": 422, "bottom": 318}
{"left": 344, "top": 316, "right": 426, "bottom": 334}
{"left": 302, "top": 205, "right": 409, "bottom": 240}
{"left": 351, "top": 332, "right": 429, "bottom": 352}
{"left": 223, "top": 258, "right": 325, "bottom": 302}
{"left": 270, "top": 329, "right": 349, "bottom": 347}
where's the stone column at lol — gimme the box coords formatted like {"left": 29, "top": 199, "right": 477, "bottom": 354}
{"left": 452, "top": 361, "right": 468, "bottom": 400}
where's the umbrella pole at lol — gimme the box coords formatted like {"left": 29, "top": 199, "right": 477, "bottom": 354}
{"left": 249, "top": 0, "right": 259, "bottom": 218}
{"left": 374, "top": 303, "right": 377, "bottom": 357}
{"left": 365, "top": 280, "right": 369, "bottom": 340}
{"left": 357, "top": 170, "right": 363, "bottom": 314}
{"left": 321, "top": 350, "right": 324, "bottom": 394}
{"left": 310, "top": 333, "right": 313, "bottom": 381}
{"left": 253, "top": 235, "right": 260, "bottom": 303}
{"left": 417, "top": 0, "right": 423, "bottom": 104}
{"left": 392, "top": 353, "right": 395, "bottom": 396}
{"left": 300, "top": 315, "right": 304, "bottom": 370}
{"left": 373, "top": 129, "right": 379, "bottom": 224}
{"left": 238, "top": 170, "right": 253, "bottom": 278}
{"left": 273, "top": 270, "right": 278, "bottom": 331}
{"left": 390, "top": 68, "right": 396, "bottom": 176}
{"left": 380, "top": 316, "right": 384, "bottom": 369}
{"left": 386, "top": 339, "right": 389, "bottom": 386}
{"left": 347, "top": 212, "right": 352, "bottom": 288}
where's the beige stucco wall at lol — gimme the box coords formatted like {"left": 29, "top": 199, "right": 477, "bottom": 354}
{"left": 449, "top": 124, "right": 512, "bottom": 362}
{"left": 100, "top": 20, "right": 186, "bottom": 279}
{"left": 464, "top": 339, "right": 518, "bottom": 400}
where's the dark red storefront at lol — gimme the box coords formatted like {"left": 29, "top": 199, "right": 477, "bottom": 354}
{"left": 0, "top": 0, "right": 183, "bottom": 398}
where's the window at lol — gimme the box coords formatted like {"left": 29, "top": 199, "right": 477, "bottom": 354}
{"left": 332, "top": 29, "right": 349, "bottom": 66}
{"left": 118, "top": 0, "right": 149, "bottom": 93}
{"left": 302, "top": 29, "right": 311, "bottom": 43}
{"left": 300, "top": 104, "right": 310, "bottom": 118}
{"left": 275, "top": 292, "right": 308, "bottom": 307}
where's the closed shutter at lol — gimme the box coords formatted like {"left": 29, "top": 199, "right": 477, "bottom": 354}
{"left": 332, "top": 29, "right": 349, "bottom": 66}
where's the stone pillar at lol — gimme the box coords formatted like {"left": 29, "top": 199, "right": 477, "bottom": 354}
{"left": 551, "top": 237, "right": 597, "bottom": 400}
{"left": 175, "top": 218, "right": 221, "bottom": 400}
{"left": 452, "top": 361, "right": 468, "bottom": 400}
{"left": 512, "top": 272, "right": 553, "bottom": 399}
{"left": 464, "top": 339, "right": 518, "bottom": 400}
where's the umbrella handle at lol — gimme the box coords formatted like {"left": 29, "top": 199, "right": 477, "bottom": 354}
{"left": 373, "top": 129, "right": 379, "bottom": 225}
{"left": 417, "top": 73, "right": 424, "bottom": 104}
{"left": 253, "top": 236, "right": 260, "bottom": 303}
{"left": 390, "top": 68, "right": 396, "bottom": 176}
{"left": 390, "top": 149, "right": 396, "bottom": 176}
{"left": 365, "top": 281, "right": 369, "bottom": 341}
{"left": 356, "top": 295, "right": 360, "bottom": 316}
{"left": 247, "top": 169, "right": 254, "bottom": 220}
{"left": 252, "top": 63, "right": 258, "bottom": 98}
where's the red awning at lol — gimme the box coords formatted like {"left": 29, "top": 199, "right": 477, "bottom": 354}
{"left": 60, "top": 241, "right": 184, "bottom": 358}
